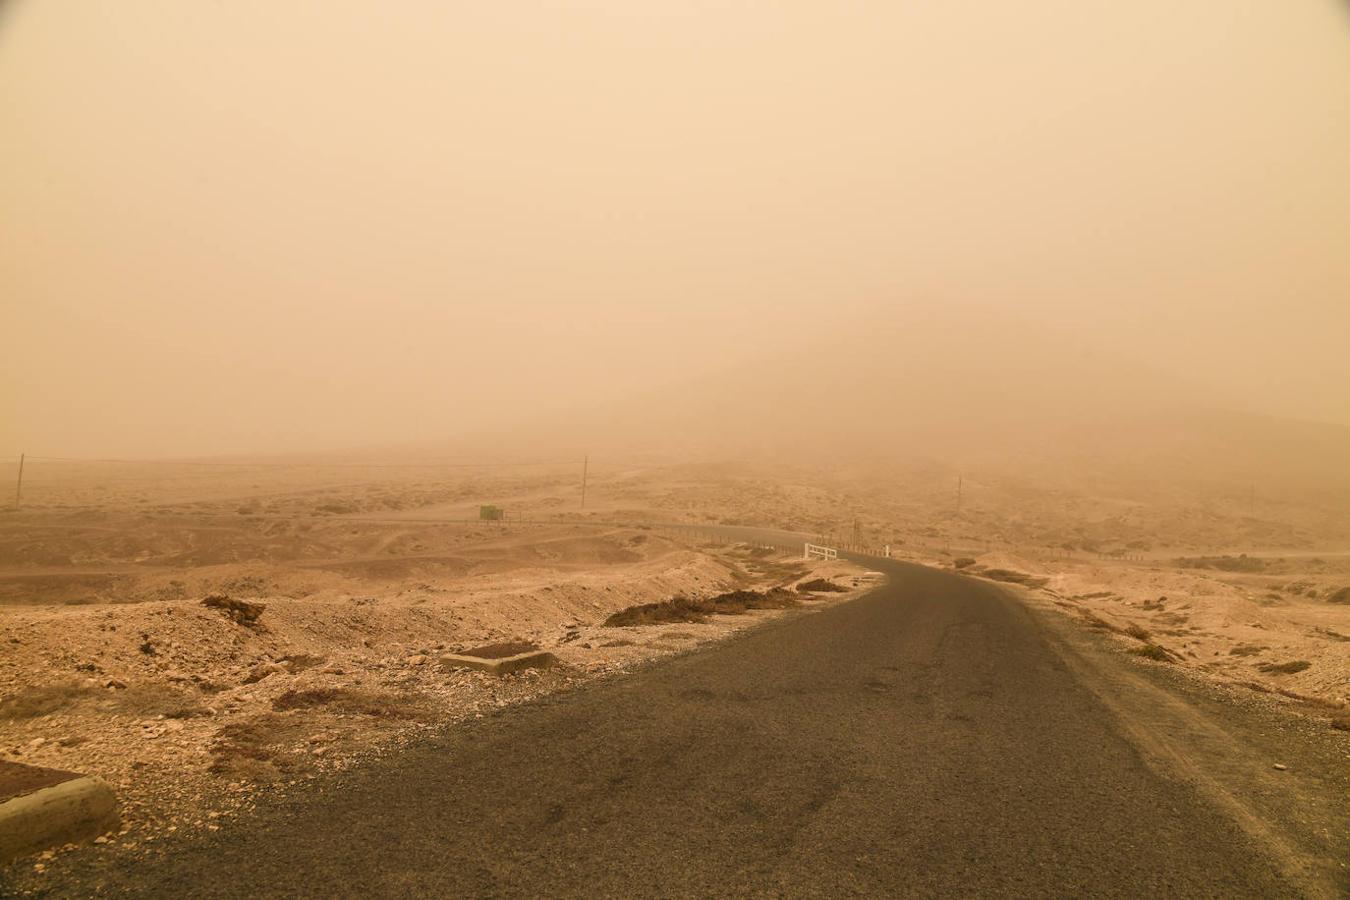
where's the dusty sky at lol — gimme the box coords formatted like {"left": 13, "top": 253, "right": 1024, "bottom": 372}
{"left": 2, "top": 1, "right": 1347, "bottom": 457}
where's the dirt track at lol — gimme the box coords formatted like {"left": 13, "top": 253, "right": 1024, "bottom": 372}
{"left": 9, "top": 559, "right": 1347, "bottom": 897}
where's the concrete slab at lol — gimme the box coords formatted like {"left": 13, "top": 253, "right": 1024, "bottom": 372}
{"left": 0, "top": 761, "right": 119, "bottom": 865}
{"left": 438, "top": 650, "right": 558, "bottom": 676}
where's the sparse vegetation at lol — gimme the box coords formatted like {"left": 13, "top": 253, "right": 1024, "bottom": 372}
{"left": 1125, "top": 623, "right": 1150, "bottom": 641}
{"left": 952, "top": 557, "right": 977, "bottom": 569}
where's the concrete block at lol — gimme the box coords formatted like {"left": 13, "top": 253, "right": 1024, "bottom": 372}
{"left": 438, "top": 650, "right": 558, "bottom": 676}
{"left": 0, "top": 763, "right": 119, "bottom": 865}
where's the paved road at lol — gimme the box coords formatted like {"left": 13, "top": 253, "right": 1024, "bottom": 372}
{"left": 16, "top": 560, "right": 1299, "bottom": 898}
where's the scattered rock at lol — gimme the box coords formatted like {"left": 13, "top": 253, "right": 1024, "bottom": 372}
{"left": 202, "top": 594, "right": 266, "bottom": 627}
{"left": 242, "top": 663, "right": 285, "bottom": 685}
{"left": 279, "top": 654, "right": 324, "bottom": 674}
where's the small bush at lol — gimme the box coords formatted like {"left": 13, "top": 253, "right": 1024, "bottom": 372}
{"left": 1326, "top": 587, "right": 1350, "bottom": 605}
{"left": 1125, "top": 624, "right": 1151, "bottom": 641}
{"left": 1228, "top": 644, "right": 1267, "bottom": 657}
{"left": 952, "top": 558, "right": 977, "bottom": 570}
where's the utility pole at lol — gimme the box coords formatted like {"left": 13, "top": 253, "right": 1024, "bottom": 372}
{"left": 13, "top": 453, "right": 23, "bottom": 510}
{"left": 580, "top": 455, "right": 588, "bottom": 510}
{"left": 956, "top": 475, "right": 962, "bottom": 515}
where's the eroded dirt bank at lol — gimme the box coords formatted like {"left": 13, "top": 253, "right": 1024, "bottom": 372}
{"left": 1, "top": 522, "right": 866, "bottom": 865}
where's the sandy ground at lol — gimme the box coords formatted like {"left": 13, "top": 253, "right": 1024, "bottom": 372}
{"left": 3, "top": 455, "right": 1347, "bottom": 870}
{"left": 1, "top": 481, "right": 867, "bottom": 861}
{"left": 912, "top": 549, "right": 1350, "bottom": 722}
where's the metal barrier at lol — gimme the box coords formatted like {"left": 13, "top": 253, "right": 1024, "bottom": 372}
{"left": 804, "top": 542, "right": 838, "bottom": 560}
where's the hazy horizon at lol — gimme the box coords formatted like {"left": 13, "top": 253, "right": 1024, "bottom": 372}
{"left": 3, "top": 2, "right": 1348, "bottom": 459}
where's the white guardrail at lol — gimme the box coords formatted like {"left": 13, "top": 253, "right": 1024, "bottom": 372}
{"left": 804, "top": 542, "right": 838, "bottom": 560}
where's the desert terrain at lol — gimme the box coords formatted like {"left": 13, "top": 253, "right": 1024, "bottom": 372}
{"left": 1, "top": 451, "right": 1348, "bottom": 891}
{"left": 0, "top": 458, "right": 875, "bottom": 857}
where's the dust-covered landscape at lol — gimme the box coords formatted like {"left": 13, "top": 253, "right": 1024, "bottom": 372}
{"left": 3, "top": 0, "right": 1350, "bottom": 897}
{"left": 3, "top": 452, "right": 1348, "bottom": 872}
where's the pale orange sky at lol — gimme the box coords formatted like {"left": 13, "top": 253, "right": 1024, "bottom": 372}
{"left": 2, "top": 1, "right": 1348, "bottom": 457}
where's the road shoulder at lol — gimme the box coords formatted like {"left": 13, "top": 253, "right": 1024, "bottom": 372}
{"left": 1009, "top": 581, "right": 1350, "bottom": 898}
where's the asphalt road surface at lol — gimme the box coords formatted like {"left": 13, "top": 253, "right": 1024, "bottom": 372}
{"left": 14, "top": 560, "right": 1309, "bottom": 898}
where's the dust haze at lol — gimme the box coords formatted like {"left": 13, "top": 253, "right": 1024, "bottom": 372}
{"left": 2, "top": 1, "right": 1348, "bottom": 463}
{"left": 5, "top": 3, "right": 1350, "bottom": 889}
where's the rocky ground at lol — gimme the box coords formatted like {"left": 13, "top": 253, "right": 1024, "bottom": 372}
{"left": 4, "top": 455, "right": 1347, "bottom": 877}
{"left": 1, "top": 512, "right": 866, "bottom": 871}
{"left": 913, "top": 549, "right": 1350, "bottom": 730}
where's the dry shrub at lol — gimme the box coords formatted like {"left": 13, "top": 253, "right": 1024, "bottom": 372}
{"left": 1124, "top": 624, "right": 1151, "bottom": 641}
{"left": 1228, "top": 643, "right": 1267, "bottom": 657}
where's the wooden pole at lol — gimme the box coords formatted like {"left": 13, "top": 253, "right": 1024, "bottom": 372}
{"left": 580, "top": 455, "right": 588, "bottom": 510}
{"left": 13, "top": 453, "right": 23, "bottom": 510}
